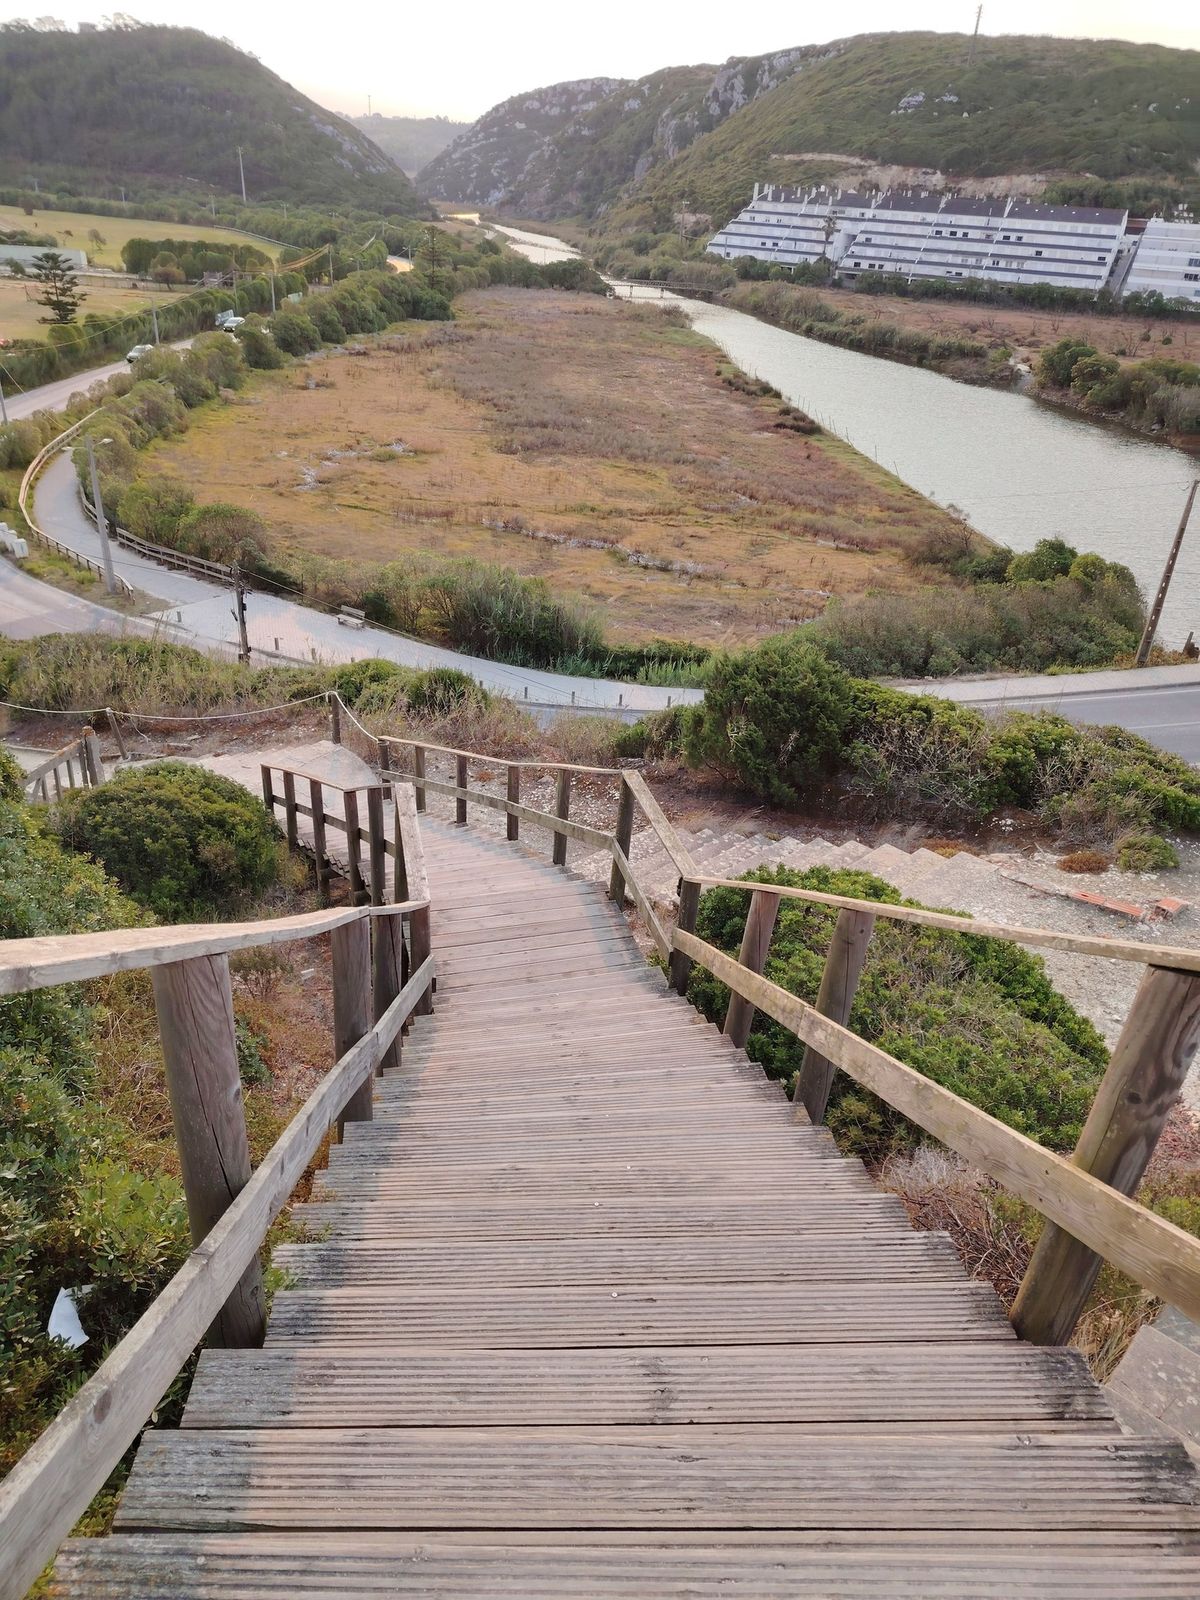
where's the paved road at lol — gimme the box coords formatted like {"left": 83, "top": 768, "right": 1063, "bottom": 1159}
{"left": 2, "top": 340, "right": 194, "bottom": 422}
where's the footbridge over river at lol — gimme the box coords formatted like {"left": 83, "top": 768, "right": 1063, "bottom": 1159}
{"left": 4, "top": 701, "right": 1200, "bottom": 1595}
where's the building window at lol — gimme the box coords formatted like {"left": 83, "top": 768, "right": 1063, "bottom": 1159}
{"left": 1186, "top": 272, "right": 1200, "bottom": 282}
{"left": 1035, "top": 250, "right": 1043, "bottom": 257}
{"left": 934, "top": 228, "right": 943, "bottom": 236}
{"left": 1096, "top": 255, "right": 1105, "bottom": 262}
{"left": 1189, "top": 258, "right": 1200, "bottom": 268}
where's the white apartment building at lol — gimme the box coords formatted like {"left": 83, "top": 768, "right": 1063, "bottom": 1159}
{"left": 708, "top": 185, "right": 1129, "bottom": 295}
{"left": 1122, "top": 218, "right": 1200, "bottom": 305}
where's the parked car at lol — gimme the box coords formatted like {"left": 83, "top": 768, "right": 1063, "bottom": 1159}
{"left": 215, "top": 312, "right": 245, "bottom": 330}
{"left": 125, "top": 344, "right": 154, "bottom": 364}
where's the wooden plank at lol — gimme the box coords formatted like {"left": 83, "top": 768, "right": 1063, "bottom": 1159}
{"left": 506, "top": 763, "right": 519, "bottom": 841}
{"left": 182, "top": 1343, "right": 1108, "bottom": 1429}
{"left": 281, "top": 770, "right": 299, "bottom": 849}
{"left": 1013, "top": 965, "right": 1200, "bottom": 1344}
{"left": 115, "top": 1429, "right": 1198, "bottom": 1532}
{"left": 383, "top": 735, "right": 616, "bottom": 777}
{"left": 552, "top": 769, "right": 571, "bottom": 868}
{"left": 609, "top": 840, "right": 670, "bottom": 959}
{"left": 675, "top": 929, "right": 1200, "bottom": 1323}
{"left": 415, "top": 773, "right": 613, "bottom": 849}
{"left": 455, "top": 753, "right": 468, "bottom": 826}
{"left": 48, "top": 1530, "right": 1200, "bottom": 1599}
{"left": 333, "top": 920, "right": 374, "bottom": 1131}
{"left": 691, "top": 874, "right": 1200, "bottom": 973}
{"left": 0, "top": 955, "right": 432, "bottom": 1600}
{"left": 670, "top": 878, "right": 701, "bottom": 995}
{"left": 308, "top": 778, "right": 329, "bottom": 904}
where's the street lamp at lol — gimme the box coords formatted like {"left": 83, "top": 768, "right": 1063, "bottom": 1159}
{"left": 85, "top": 434, "right": 117, "bottom": 595}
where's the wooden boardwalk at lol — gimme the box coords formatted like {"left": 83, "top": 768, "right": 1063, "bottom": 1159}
{"left": 52, "top": 817, "right": 1200, "bottom": 1595}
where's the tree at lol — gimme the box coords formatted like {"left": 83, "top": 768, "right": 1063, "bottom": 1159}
{"left": 30, "top": 248, "right": 84, "bottom": 324}
{"left": 418, "top": 226, "right": 450, "bottom": 294}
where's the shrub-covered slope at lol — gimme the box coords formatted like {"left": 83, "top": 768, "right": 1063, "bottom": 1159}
{"left": 351, "top": 114, "right": 469, "bottom": 176}
{"left": 0, "top": 22, "right": 422, "bottom": 213}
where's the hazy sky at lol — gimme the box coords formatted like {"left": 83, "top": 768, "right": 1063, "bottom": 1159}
{"left": 18, "top": 3, "right": 1200, "bottom": 121}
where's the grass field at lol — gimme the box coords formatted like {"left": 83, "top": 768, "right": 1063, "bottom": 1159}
{"left": 0, "top": 203, "right": 278, "bottom": 270}
{"left": 0, "top": 273, "right": 187, "bottom": 340}
{"left": 142, "top": 288, "right": 972, "bottom": 646}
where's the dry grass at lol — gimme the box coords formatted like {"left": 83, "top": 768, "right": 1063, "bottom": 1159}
{"left": 813, "top": 283, "right": 1197, "bottom": 368}
{"left": 0, "top": 274, "right": 186, "bottom": 341}
{"left": 142, "top": 289, "right": 969, "bottom": 647}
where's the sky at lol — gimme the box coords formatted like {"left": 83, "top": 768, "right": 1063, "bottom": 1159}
{"left": 13, "top": 3, "right": 1200, "bottom": 121}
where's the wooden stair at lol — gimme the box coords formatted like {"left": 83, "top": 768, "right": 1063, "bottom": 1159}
{"left": 51, "top": 818, "right": 1200, "bottom": 1595}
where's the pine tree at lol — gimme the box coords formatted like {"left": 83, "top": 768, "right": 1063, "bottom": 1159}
{"left": 31, "top": 249, "right": 85, "bottom": 324}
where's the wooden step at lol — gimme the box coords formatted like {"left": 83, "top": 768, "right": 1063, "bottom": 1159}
{"left": 49, "top": 1529, "right": 1200, "bottom": 1598}
{"left": 182, "top": 1343, "right": 1110, "bottom": 1430}
{"left": 114, "top": 1429, "right": 1199, "bottom": 1532}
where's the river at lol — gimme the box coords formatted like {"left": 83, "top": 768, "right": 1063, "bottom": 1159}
{"left": 494, "top": 223, "right": 1199, "bottom": 646}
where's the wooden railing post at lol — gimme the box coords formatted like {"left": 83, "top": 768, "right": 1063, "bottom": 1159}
{"left": 281, "top": 770, "right": 299, "bottom": 850}
{"left": 329, "top": 693, "right": 342, "bottom": 745}
{"left": 608, "top": 776, "right": 635, "bottom": 904}
{"left": 413, "top": 745, "right": 426, "bottom": 813}
{"left": 260, "top": 764, "right": 274, "bottom": 820}
{"left": 723, "top": 887, "right": 782, "bottom": 1048}
{"left": 105, "top": 706, "right": 129, "bottom": 761}
{"left": 151, "top": 952, "right": 265, "bottom": 1348}
{"left": 309, "top": 778, "right": 330, "bottom": 905}
{"left": 366, "top": 787, "right": 387, "bottom": 907}
{"left": 1011, "top": 964, "right": 1200, "bottom": 1345}
{"left": 81, "top": 725, "right": 103, "bottom": 787}
{"left": 377, "top": 738, "right": 392, "bottom": 800}
{"left": 794, "top": 908, "right": 876, "bottom": 1123}
{"left": 373, "top": 912, "right": 406, "bottom": 1074}
{"left": 455, "top": 753, "right": 468, "bottom": 825}
{"left": 506, "top": 764, "right": 520, "bottom": 841}
{"left": 669, "top": 878, "right": 701, "bottom": 995}
{"left": 410, "top": 904, "right": 433, "bottom": 1016}
{"left": 553, "top": 769, "right": 572, "bottom": 868}
{"left": 333, "top": 917, "right": 373, "bottom": 1131}
{"left": 343, "top": 788, "right": 367, "bottom": 904}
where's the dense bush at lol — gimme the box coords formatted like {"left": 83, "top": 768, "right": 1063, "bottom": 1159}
{"left": 0, "top": 745, "right": 22, "bottom": 802}
{"left": 687, "top": 865, "right": 1107, "bottom": 1162}
{"left": 55, "top": 763, "right": 283, "bottom": 920}
{"left": 680, "top": 637, "right": 856, "bottom": 805}
{"left": 1038, "top": 338, "right": 1200, "bottom": 435}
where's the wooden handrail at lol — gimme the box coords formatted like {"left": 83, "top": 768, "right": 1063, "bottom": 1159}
{"left": 0, "top": 953, "right": 433, "bottom": 1600}
{"left": 683, "top": 873, "right": 1200, "bottom": 973}
{"left": 623, "top": 770, "right": 698, "bottom": 879}
{"left": 383, "top": 733, "right": 618, "bottom": 777}
{"left": 0, "top": 901, "right": 424, "bottom": 997}
{"left": 673, "top": 926, "right": 1200, "bottom": 1326}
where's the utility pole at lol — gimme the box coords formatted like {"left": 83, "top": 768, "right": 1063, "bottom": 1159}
{"left": 1136, "top": 480, "right": 1199, "bottom": 666}
{"left": 367, "top": 94, "right": 372, "bottom": 116}
{"left": 269, "top": 273, "right": 276, "bottom": 313}
{"left": 119, "top": 185, "right": 126, "bottom": 208}
{"left": 231, "top": 563, "right": 251, "bottom": 664}
{"left": 967, "top": 3, "right": 983, "bottom": 65}
{"left": 150, "top": 299, "right": 160, "bottom": 344}
{"left": 85, "top": 435, "right": 117, "bottom": 596}
{"left": 679, "top": 197, "right": 689, "bottom": 252}
{"left": 0, "top": 375, "right": 7, "bottom": 425}
{"left": 328, "top": 242, "right": 335, "bottom": 284}
{"left": 237, "top": 146, "right": 247, "bottom": 205}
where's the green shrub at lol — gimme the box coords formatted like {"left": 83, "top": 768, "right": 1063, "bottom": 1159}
{"left": 55, "top": 763, "right": 282, "bottom": 920}
{"left": 681, "top": 636, "right": 855, "bottom": 805}
{"left": 1006, "top": 538, "right": 1077, "bottom": 583}
{"left": 614, "top": 704, "right": 688, "bottom": 761}
{"left": 234, "top": 317, "right": 284, "bottom": 370}
{"left": 0, "top": 746, "right": 22, "bottom": 802}
{"left": 268, "top": 309, "right": 322, "bottom": 357}
{"left": 687, "top": 865, "right": 1107, "bottom": 1163}
{"left": 1115, "top": 832, "right": 1180, "bottom": 872}
{"left": 175, "top": 502, "right": 266, "bottom": 564}
{"left": 116, "top": 476, "right": 195, "bottom": 545}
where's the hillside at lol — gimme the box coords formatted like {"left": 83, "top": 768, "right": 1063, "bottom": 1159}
{"left": 351, "top": 114, "right": 468, "bottom": 175}
{"left": 418, "top": 49, "right": 813, "bottom": 215}
{"left": 0, "top": 21, "right": 422, "bottom": 214}
{"left": 422, "top": 32, "right": 1200, "bottom": 227}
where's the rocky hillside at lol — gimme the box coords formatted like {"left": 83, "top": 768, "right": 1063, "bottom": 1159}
{"left": 0, "top": 21, "right": 423, "bottom": 213}
{"left": 418, "top": 48, "right": 815, "bottom": 216}
{"left": 350, "top": 114, "right": 468, "bottom": 176}
{"left": 421, "top": 32, "right": 1199, "bottom": 226}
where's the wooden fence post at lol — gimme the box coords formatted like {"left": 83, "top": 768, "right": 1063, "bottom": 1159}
{"left": 413, "top": 746, "right": 426, "bottom": 813}
{"left": 794, "top": 908, "right": 876, "bottom": 1124}
{"left": 608, "top": 776, "right": 635, "bottom": 904}
{"left": 151, "top": 953, "right": 265, "bottom": 1348}
{"left": 669, "top": 878, "right": 701, "bottom": 995}
{"left": 455, "top": 753, "right": 468, "bottom": 826}
{"left": 373, "top": 912, "right": 406, "bottom": 1074}
{"left": 553, "top": 769, "right": 572, "bottom": 868}
{"left": 343, "top": 789, "right": 367, "bottom": 904}
{"left": 377, "top": 739, "right": 392, "bottom": 800}
{"left": 260, "top": 764, "right": 274, "bottom": 820}
{"left": 723, "top": 888, "right": 782, "bottom": 1048}
{"left": 506, "top": 764, "right": 520, "bottom": 842}
{"left": 82, "top": 726, "right": 103, "bottom": 788}
{"left": 333, "top": 917, "right": 373, "bottom": 1131}
{"left": 105, "top": 707, "right": 129, "bottom": 761}
{"left": 410, "top": 904, "right": 433, "bottom": 1016}
{"left": 329, "top": 694, "right": 342, "bottom": 745}
{"left": 281, "top": 770, "right": 299, "bottom": 850}
{"left": 393, "top": 796, "right": 409, "bottom": 904}
{"left": 309, "top": 778, "right": 329, "bottom": 905}
{"left": 366, "top": 787, "right": 387, "bottom": 908}
{"left": 1011, "top": 964, "right": 1200, "bottom": 1345}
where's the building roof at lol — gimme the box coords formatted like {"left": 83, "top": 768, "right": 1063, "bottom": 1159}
{"left": 1005, "top": 201, "right": 1127, "bottom": 226}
